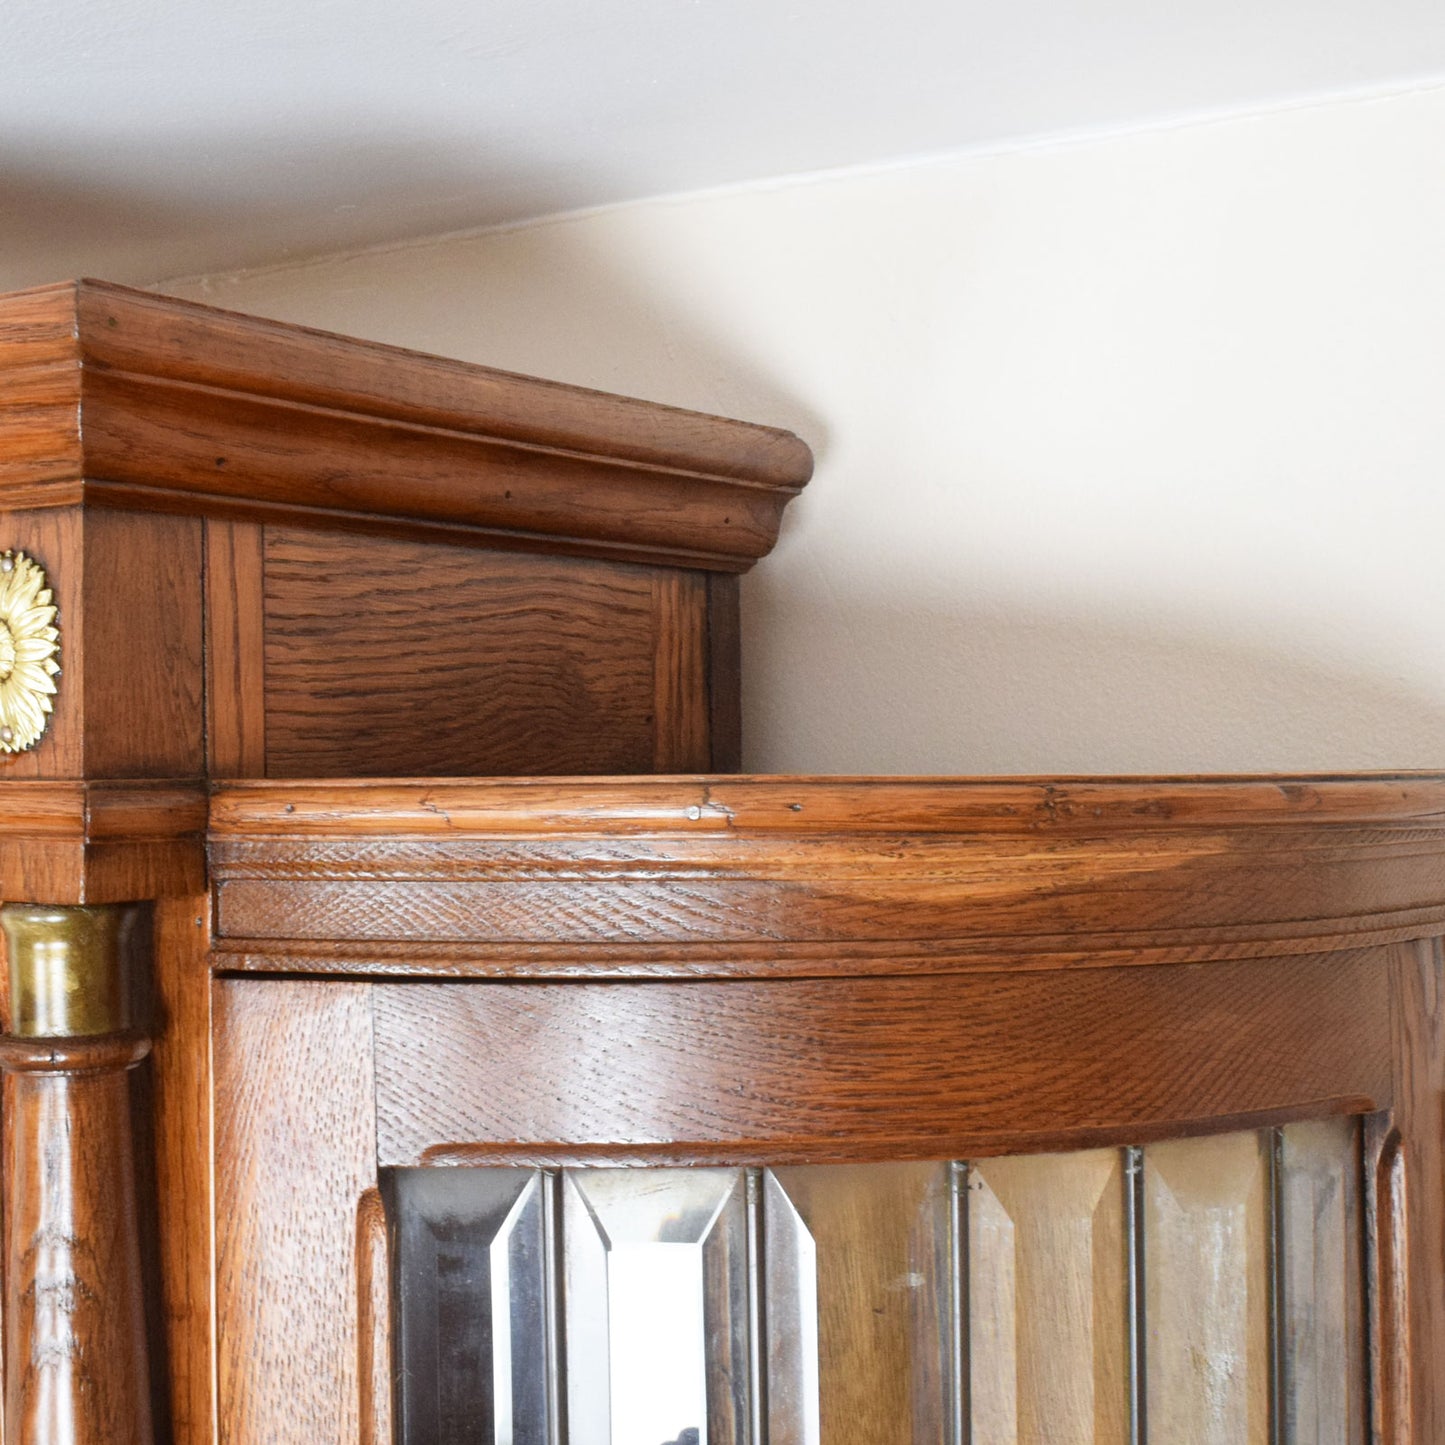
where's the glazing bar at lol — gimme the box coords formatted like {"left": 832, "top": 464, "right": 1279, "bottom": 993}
{"left": 1125, "top": 1145, "right": 1145, "bottom": 1445}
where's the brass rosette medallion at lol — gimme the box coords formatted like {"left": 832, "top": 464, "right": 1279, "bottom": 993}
{"left": 0, "top": 551, "right": 60, "bottom": 753}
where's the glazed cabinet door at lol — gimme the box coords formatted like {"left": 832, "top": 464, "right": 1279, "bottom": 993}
{"left": 209, "top": 940, "right": 1430, "bottom": 1445}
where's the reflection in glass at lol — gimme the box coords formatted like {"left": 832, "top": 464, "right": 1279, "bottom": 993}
{"left": 563, "top": 1169, "right": 750, "bottom": 1445}
{"left": 392, "top": 1167, "right": 551, "bottom": 1444}
{"left": 1279, "top": 1118, "right": 1366, "bottom": 1444}
{"left": 1144, "top": 1131, "right": 1272, "bottom": 1443}
{"left": 967, "top": 1150, "right": 1128, "bottom": 1445}
{"left": 765, "top": 1163, "right": 951, "bottom": 1445}
{"left": 386, "top": 1123, "right": 1371, "bottom": 1445}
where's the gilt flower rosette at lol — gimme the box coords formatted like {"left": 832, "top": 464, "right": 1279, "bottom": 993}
{"left": 0, "top": 552, "right": 60, "bottom": 752}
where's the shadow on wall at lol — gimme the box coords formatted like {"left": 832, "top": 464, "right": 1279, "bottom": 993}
{"left": 742, "top": 578, "right": 1445, "bottom": 775}
{"left": 175, "top": 205, "right": 832, "bottom": 451}
{"left": 0, "top": 136, "right": 636, "bottom": 294}
{"left": 14, "top": 150, "right": 1433, "bottom": 777}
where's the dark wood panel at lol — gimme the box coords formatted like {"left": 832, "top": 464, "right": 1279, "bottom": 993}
{"left": 262, "top": 529, "right": 672, "bottom": 777}
{"left": 213, "top": 979, "right": 377, "bottom": 1445}
{"left": 372, "top": 950, "right": 1392, "bottom": 1167}
{"left": 651, "top": 569, "right": 710, "bottom": 771}
{"left": 706, "top": 574, "right": 742, "bottom": 771}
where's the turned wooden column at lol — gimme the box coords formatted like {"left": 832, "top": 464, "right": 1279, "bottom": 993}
{"left": 0, "top": 904, "right": 153, "bottom": 1445}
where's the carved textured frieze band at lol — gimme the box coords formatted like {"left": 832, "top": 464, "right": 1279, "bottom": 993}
{"left": 0, "top": 550, "right": 59, "bottom": 753}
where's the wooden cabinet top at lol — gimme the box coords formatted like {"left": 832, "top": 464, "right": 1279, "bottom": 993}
{"left": 0, "top": 279, "right": 812, "bottom": 570}
{"left": 206, "top": 771, "right": 1445, "bottom": 978}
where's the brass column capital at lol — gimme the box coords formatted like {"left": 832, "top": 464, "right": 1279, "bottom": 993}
{"left": 1, "top": 903, "right": 134, "bottom": 1038}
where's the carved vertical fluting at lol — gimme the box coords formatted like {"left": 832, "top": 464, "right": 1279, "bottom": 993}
{"left": 0, "top": 904, "right": 153, "bottom": 1445}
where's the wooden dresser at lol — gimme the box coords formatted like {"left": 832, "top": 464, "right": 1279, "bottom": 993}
{"left": 0, "top": 280, "right": 1440, "bottom": 1445}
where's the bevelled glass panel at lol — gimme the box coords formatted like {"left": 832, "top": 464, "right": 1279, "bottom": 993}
{"left": 562, "top": 1168, "right": 750, "bottom": 1445}
{"left": 1145, "top": 1131, "right": 1271, "bottom": 1443}
{"left": 967, "top": 1149, "right": 1129, "bottom": 1445}
{"left": 765, "top": 1163, "right": 951, "bottom": 1445}
{"left": 392, "top": 1167, "right": 551, "bottom": 1445}
{"left": 1279, "top": 1118, "right": 1366, "bottom": 1445}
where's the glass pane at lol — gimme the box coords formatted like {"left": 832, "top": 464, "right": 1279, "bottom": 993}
{"left": 392, "top": 1167, "right": 552, "bottom": 1445}
{"left": 765, "top": 1162, "right": 952, "bottom": 1445}
{"left": 966, "top": 1149, "right": 1128, "bottom": 1445}
{"left": 1279, "top": 1118, "right": 1366, "bottom": 1445}
{"left": 563, "top": 1168, "right": 750, "bottom": 1445}
{"left": 1144, "top": 1130, "right": 1271, "bottom": 1444}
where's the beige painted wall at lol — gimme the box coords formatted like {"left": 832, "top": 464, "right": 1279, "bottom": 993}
{"left": 168, "top": 86, "right": 1445, "bottom": 774}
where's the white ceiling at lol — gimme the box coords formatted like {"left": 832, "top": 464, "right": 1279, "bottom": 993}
{"left": 5, "top": 0, "right": 1445, "bottom": 292}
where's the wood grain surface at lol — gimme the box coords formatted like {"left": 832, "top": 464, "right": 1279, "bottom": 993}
{"left": 1, "top": 1038, "right": 154, "bottom": 1444}
{"left": 1366, "top": 1115, "right": 1412, "bottom": 1444}
{"left": 203, "top": 520, "right": 266, "bottom": 777}
{"left": 260, "top": 529, "right": 703, "bottom": 778}
{"left": 705, "top": 574, "right": 742, "bottom": 771}
{"left": 81, "top": 510, "right": 205, "bottom": 781}
{"left": 650, "top": 568, "right": 711, "bottom": 773}
{"left": 354, "top": 1189, "right": 393, "bottom": 1445}
{"left": 1389, "top": 938, "right": 1445, "bottom": 1445}
{"left": 372, "top": 950, "right": 1391, "bottom": 1167}
{"left": 147, "top": 900, "right": 215, "bottom": 1445}
{"left": 0, "top": 280, "right": 812, "bottom": 571}
{"left": 0, "top": 782, "right": 205, "bottom": 904}
{"left": 212, "top": 980, "right": 377, "bottom": 1445}
{"left": 207, "top": 776, "right": 1445, "bottom": 972}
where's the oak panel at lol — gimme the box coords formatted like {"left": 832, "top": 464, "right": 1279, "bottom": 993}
{"left": 651, "top": 568, "right": 711, "bottom": 772}
{"left": 213, "top": 980, "right": 377, "bottom": 1445}
{"left": 262, "top": 530, "right": 666, "bottom": 777}
{"left": 83, "top": 509, "right": 205, "bottom": 779}
{"left": 204, "top": 520, "right": 266, "bottom": 777}
{"left": 372, "top": 953, "right": 1390, "bottom": 1167}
